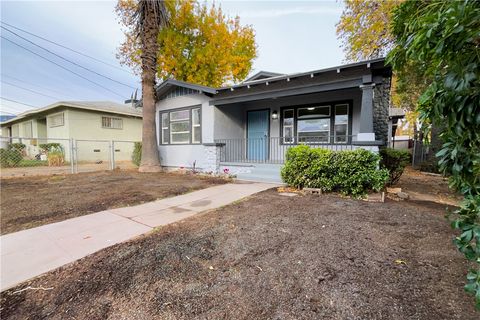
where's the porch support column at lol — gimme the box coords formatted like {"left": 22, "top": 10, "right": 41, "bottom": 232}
{"left": 358, "top": 83, "right": 376, "bottom": 141}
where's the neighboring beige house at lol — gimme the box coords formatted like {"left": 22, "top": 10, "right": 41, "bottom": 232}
{"left": 0, "top": 101, "right": 142, "bottom": 162}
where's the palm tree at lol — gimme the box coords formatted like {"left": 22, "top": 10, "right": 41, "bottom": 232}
{"left": 133, "top": 0, "right": 168, "bottom": 172}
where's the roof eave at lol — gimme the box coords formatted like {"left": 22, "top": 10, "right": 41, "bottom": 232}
{"left": 0, "top": 102, "right": 142, "bottom": 126}
{"left": 219, "top": 57, "right": 389, "bottom": 91}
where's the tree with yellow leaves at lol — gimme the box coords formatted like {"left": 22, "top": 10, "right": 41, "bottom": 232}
{"left": 117, "top": 0, "right": 257, "bottom": 87}
{"left": 336, "top": 0, "right": 402, "bottom": 62}
{"left": 336, "top": 0, "right": 433, "bottom": 146}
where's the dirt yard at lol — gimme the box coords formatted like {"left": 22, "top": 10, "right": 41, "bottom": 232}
{"left": 0, "top": 170, "right": 226, "bottom": 235}
{"left": 0, "top": 161, "right": 137, "bottom": 178}
{"left": 1, "top": 170, "right": 477, "bottom": 319}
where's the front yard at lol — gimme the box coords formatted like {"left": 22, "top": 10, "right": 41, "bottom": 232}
{"left": 0, "top": 170, "right": 226, "bottom": 235}
{"left": 1, "top": 170, "right": 476, "bottom": 319}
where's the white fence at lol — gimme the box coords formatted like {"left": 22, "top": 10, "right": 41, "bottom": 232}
{"left": 0, "top": 136, "right": 138, "bottom": 176}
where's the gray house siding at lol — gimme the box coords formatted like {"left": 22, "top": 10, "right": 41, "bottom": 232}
{"left": 154, "top": 58, "right": 391, "bottom": 175}
{"left": 156, "top": 93, "right": 215, "bottom": 170}
{"left": 214, "top": 89, "right": 363, "bottom": 141}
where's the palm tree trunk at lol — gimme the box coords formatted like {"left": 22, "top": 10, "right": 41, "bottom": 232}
{"left": 139, "top": 4, "right": 162, "bottom": 172}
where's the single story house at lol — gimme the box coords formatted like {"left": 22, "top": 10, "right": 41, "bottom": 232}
{"left": 155, "top": 58, "right": 392, "bottom": 182}
{"left": 0, "top": 101, "right": 142, "bottom": 162}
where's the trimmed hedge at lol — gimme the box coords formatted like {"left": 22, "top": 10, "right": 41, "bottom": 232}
{"left": 379, "top": 148, "right": 411, "bottom": 186}
{"left": 132, "top": 142, "right": 142, "bottom": 167}
{"left": 281, "top": 145, "right": 389, "bottom": 197}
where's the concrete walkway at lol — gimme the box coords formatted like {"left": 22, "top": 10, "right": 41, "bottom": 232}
{"left": 0, "top": 182, "right": 275, "bottom": 291}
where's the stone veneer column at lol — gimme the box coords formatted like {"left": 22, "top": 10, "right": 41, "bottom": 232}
{"left": 203, "top": 143, "right": 224, "bottom": 174}
{"left": 373, "top": 79, "right": 390, "bottom": 145}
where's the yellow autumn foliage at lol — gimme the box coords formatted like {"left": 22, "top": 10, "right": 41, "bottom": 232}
{"left": 116, "top": 0, "right": 257, "bottom": 87}
{"left": 336, "top": 0, "right": 404, "bottom": 62}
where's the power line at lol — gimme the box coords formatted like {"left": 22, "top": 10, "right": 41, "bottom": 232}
{"left": 1, "top": 36, "right": 126, "bottom": 99}
{"left": 0, "top": 97, "right": 38, "bottom": 109}
{"left": 0, "top": 21, "right": 134, "bottom": 75}
{"left": 1, "top": 25, "right": 136, "bottom": 90}
{"left": 0, "top": 74, "right": 79, "bottom": 100}
{"left": 1, "top": 80, "right": 62, "bottom": 100}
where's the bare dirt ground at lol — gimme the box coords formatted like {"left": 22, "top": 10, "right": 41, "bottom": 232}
{"left": 1, "top": 169, "right": 477, "bottom": 319}
{"left": 0, "top": 170, "right": 226, "bottom": 235}
{"left": 396, "top": 167, "right": 462, "bottom": 206}
{"left": 0, "top": 161, "right": 136, "bottom": 178}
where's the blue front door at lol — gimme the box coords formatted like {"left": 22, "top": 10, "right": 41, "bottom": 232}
{"left": 247, "top": 110, "right": 269, "bottom": 161}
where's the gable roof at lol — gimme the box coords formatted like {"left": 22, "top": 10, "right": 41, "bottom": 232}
{"left": 244, "top": 71, "right": 284, "bottom": 82}
{"left": 1, "top": 101, "right": 142, "bottom": 125}
{"left": 155, "top": 79, "right": 217, "bottom": 97}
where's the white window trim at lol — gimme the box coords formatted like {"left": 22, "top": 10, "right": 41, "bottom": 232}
{"left": 22, "top": 120, "right": 33, "bottom": 138}
{"left": 282, "top": 109, "right": 294, "bottom": 144}
{"left": 297, "top": 106, "right": 331, "bottom": 143}
{"left": 160, "top": 106, "right": 201, "bottom": 145}
{"left": 297, "top": 105, "right": 330, "bottom": 119}
{"left": 191, "top": 108, "right": 201, "bottom": 144}
{"left": 334, "top": 104, "right": 349, "bottom": 144}
{"left": 102, "top": 116, "right": 123, "bottom": 129}
{"left": 48, "top": 112, "right": 65, "bottom": 128}
{"left": 161, "top": 113, "right": 169, "bottom": 145}
{"left": 170, "top": 111, "right": 190, "bottom": 144}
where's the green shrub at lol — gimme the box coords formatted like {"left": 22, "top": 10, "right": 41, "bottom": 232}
{"left": 0, "top": 147, "right": 22, "bottom": 167}
{"left": 379, "top": 148, "right": 411, "bottom": 185}
{"left": 281, "top": 146, "right": 389, "bottom": 197}
{"left": 39, "top": 143, "right": 64, "bottom": 153}
{"left": 10, "top": 143, "right": 26, "bottom": 151}
{"left": 132, "top": 142, "right": 142, "bottom": 167}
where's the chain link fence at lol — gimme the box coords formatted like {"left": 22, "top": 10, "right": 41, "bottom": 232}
{"left": 0, "top": 136, "right": 139, "bottom": 177}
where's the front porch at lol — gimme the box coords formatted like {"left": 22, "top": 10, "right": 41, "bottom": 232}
{"left": 211, "top": 81, "right": 386, "bottom": 168}
{"left": 213, "top": 137, "right": 380, "bottom": 183}
{"left": 215, "top": 136, "right": 380, "bottom": 165}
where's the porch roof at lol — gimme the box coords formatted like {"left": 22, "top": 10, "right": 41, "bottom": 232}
{"left": 151, "top": 58, "right": 391, "bottom": 106}
{"left": 211, "top": 58, "right": 391, "bottom": 106}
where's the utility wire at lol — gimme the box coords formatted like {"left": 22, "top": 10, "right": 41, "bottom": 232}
{"left": 0, "top": 97, "right": 38, "bottom": 109}
{"left": 0, "top": 74, "right": 79, "bottom": 100}
{"left": 1, "top": 80, "right": 62, "bottom": 100}
{"left": 1, "top": 25, "right": 136, "bottom": 90}
{"left": 0, "top": 21, "right": 134, "bottom": 75}
{"left": 1, "top": 36, "right": 126, "bottom": 99}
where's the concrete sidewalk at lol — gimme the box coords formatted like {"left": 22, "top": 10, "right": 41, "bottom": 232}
{"left": 0, "top": 182, "right": 275, "bottom": 291}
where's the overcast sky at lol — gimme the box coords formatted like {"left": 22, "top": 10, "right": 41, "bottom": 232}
{"left": 0, "top": 0, "right": 345, "bottom": 115}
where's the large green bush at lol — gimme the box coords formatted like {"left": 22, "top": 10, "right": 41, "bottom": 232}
{"left": 379, "top": 148, "right": 410, "bottom": 185}
{"left": 132, "top": 142, "right": 142, "bottom": 167}
{"left": 281, "top": 145, "right": 389, "bottom": 197}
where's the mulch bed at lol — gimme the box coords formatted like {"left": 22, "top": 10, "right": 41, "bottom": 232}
{"left": 1, "top": 170, "right": 477, "bottom": 319}
{"left": 0, "top": 170, "right": 226, "bottom": 235}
